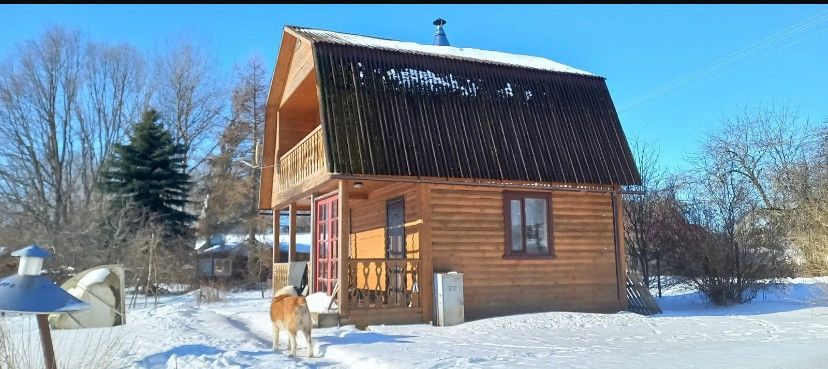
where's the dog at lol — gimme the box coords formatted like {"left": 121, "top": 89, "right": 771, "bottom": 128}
{"left": 274, "top": 284, "right": 300, "bottom": 298}
{"left": 270, "top": 285, "right": 314, "bottom": 357}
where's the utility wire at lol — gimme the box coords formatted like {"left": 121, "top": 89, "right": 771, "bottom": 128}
{"left": 618, "top": 12, "right": 828, "bottom": 116}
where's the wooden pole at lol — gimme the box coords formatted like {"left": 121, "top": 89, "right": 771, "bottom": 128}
{"left": 418, "top": 183, "right": 434, "bottom": 324}
{"left": 273, "top": 209, "right": 282, "bottom": 264}
{"left": 288, "top": 203, "right": 297, "bottom": 262}
{"left": 272, "top": 209, "right": 279, "bottom": 292}
{"left": 36, "top": 314, "right": 57, "bottom": 369}
{"left": 309, "top": 193, "right": 316, "bottom": 294}
{"left": 337, "top": 180, "right": 350, "bottom": 317}
{"left": 612, "top": 189, "right": 629, "bottom": 311}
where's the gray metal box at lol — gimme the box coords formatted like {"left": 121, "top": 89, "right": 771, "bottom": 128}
{"left": 433, "top": 271, "right": 464, "bottom": 326}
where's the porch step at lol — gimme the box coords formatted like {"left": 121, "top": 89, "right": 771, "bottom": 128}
{"left": 311, "top": 311, "right": 341, "bottom": 328}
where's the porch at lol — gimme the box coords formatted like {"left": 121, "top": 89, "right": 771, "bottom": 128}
{"left": 273, "top": 178, "right": 431, "bottom": 325}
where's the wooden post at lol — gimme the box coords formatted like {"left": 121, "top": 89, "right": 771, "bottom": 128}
{"left": 612, "top": 189, "right": 628, "bottom": 311}
{"left": 309, "top": 193, "right": 316, "bottom": 294}
{"left": 36, "top": 314, "right": 57, "bottom": 369}
{"left": 272, "top": 209, "right": 279, "bottom": 292}
{"left": 419, "top": 184, "right": 434, "bottom": 324}
{"left": 337, "top": 180, "right": 350, "bottom": 317}
{"left": 288, "top": 203, "right": 297, "bottom": 262}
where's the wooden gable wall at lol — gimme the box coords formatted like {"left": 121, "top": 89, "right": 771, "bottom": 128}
{"left": 260, "top": 29, "right": 324, "bottom": 210}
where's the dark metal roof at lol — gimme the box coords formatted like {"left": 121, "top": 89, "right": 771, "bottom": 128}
{"left": 302, "top": 30, "right": 641, "bottom": 186}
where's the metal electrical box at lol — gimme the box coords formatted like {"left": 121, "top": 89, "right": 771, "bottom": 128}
{"left": 433, "top": 271, "right": 464, "bottom": 326}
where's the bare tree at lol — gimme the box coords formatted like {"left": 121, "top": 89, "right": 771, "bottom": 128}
{"left": 663, "top": 167, "right": 794, "bottom": 305}
{"left": 0, "top": 27, "right": 85, "bottom": 242}
{"left": 704, "top": 103, "right": 818, "bottom": 212}
{"left": 77, "top": 42, "right": 147, "bottom": 204}
{"left": 151, "top": 36, "right": 224, "bottom": 174}
{"left": 192, "top": 56, "right": 270, "bottom": 291}
{"left": 0, "top": 27, "right": 153, "bottom": 263}
{"left": 624, "top": 136, "right": 666, "bottom": 292}
{"left": 702, "top": 104, "right": 826, "bottom": 274}
{"left": 791, "top": 125, "right": 828, "bottom": 275}
{"left": 231, "top": 57, "right": 269, "bottom": 289}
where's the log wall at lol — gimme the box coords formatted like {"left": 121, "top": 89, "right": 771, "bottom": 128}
{"left": 427, "top": 183, "right": 623, "bottom": 320}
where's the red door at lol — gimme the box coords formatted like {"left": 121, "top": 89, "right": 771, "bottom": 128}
{"left": 314, "top": 195, "right": 339, "bottom": 295}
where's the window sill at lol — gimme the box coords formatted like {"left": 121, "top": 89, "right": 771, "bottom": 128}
{"left": 502, "top": 253, "right": 557, "bottom": 260}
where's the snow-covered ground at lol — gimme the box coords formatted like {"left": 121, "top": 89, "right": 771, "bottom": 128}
{"left": 4, "top": 278, "right": 828, "bottom": 369}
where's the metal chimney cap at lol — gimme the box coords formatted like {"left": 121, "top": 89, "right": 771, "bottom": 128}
{"left": 433, "top": 18, "right": 450, "bottom": 46}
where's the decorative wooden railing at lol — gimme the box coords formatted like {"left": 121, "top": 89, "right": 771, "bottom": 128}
{"left": 272, "top": 262, "right": 290, "bottom": 291}
{"left": 347, "top": 258, "right": 421, "bottom": 310}
{"left": 277, "top": 126, "right": 325, "bottom": 191}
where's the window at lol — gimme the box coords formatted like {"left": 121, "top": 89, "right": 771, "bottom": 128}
{"left": 386, "top": 197, "right": 406, "bottom": 259}
{"left": 503, "top": 192, "right": 554, "bottom": 258}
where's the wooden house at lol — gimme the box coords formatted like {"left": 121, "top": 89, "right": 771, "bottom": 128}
{"left": 260, "top": 23, "right": 641, "bottom": 326}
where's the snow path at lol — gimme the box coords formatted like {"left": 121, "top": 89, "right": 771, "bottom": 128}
{"left": 123, "top": 294, "right": 341, "bottom": 369}
{"left": 4, "top": 278, "right": 828, "bottom": 368}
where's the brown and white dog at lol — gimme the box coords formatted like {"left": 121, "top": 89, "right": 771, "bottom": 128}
{"left": 270, "top": 285, "right": 314, "bottom": 357}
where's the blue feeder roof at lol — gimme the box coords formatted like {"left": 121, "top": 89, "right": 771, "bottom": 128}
{"left": 11, "top": 244, "right": 51, "bottom": 258}
{"left": 0, "top": 274, "right": 88, "bottom": 314}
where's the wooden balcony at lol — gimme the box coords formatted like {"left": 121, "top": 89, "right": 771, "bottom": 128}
{"left": 347, "top": 258, "right": 421, "bottom": 311}
{"left": 277, "top": 126, "right": 326, "bottom": 193}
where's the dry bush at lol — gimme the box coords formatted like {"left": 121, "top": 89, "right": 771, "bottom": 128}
{"left": 662, "top": 181, "right": 796, "bottom": 305}
{"left": 124, "top": 216, "right": 199, "bottom": 308}
{"left": 0, "top": 316, "right": 131, "bottom": 369}
{"left": 196, "top": 280, "right": 228, "bottom": 305}
{"left": 790, "top": 187, "right": 828, "bottom": 276}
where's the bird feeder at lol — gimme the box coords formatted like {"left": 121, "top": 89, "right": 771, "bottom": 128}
{"left": 0, "top": 245, "right": 88, "bottom": 369}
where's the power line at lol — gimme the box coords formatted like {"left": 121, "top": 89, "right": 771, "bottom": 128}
{"left": 618, "top": 12, "right": 828, "bottom": 116}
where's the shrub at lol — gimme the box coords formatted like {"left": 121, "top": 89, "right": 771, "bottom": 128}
{"left": 196, "top": 281, "right": 228, "bottom": 305}
{"left": 663, "top": 201, "right": 796, "bottom": 305}
{"left": 0, "top": 316, "right": 130, "bottom": 369}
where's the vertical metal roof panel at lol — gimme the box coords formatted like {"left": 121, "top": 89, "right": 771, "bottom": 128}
{"left": 312, "top": 42, "right": 641, "bottom": 186}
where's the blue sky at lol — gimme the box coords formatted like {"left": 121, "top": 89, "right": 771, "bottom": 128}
{"left": 1, "top": 4, "right": 826, "bottom": 173}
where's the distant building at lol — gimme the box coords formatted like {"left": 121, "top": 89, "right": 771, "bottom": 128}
{"left": 195, "top": 233, "right": 311, "bottom": 279}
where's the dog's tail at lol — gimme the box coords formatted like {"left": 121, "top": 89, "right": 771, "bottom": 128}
{"left": 272, "top": 294, "right": 292, "bottom": 304}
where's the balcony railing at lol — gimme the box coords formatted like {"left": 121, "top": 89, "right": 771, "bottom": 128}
{"left": 278, "top": 126, "right": 325, "bottom": 191}
{"left": 347, "top": 258, "right": 421, "bottom": 310}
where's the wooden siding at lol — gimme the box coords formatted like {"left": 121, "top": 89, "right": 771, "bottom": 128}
{"left": 349, "top": 182, "right": 420, "bottom": 259}
{"left": 348, "top": 183, "right": 421, "bottom": 291}
{"left": 346, "top": 307, "right": 423, "bottom": 327}
{"left": 281, "top": 39, "right": 314, "bottom": 106}
{"left": 428, "top": 183, "right": 622, "bottom": 320}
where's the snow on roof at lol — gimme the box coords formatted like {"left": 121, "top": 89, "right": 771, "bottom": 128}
{"left": 289, "top": 26, "right": 595, "bottom": 77}
{"left": 196, "top": 233, "right": 311, "bottom": 255}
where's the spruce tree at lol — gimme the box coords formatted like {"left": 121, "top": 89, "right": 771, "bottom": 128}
{"left": 101, "top": 109, "right": 196, "bottom": 237}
